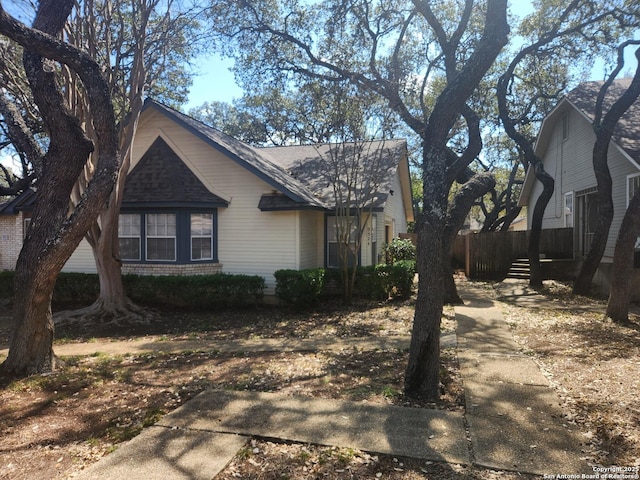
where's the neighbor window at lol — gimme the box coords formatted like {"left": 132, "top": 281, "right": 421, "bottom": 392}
{"left": 146, "top": 213, "right": 176, "bottom": 261}
{"left": 191, "top": 213, "right": 213, "bottom": 260}
{"left": 327, "top": 215, "right": 358, "bottom": 268}
{"left": 628, "top": 174, "right": 640, "bottom": 206}
{"left": 564, "top": 192, "right": 574, "bottom": 228}
{"left": 118, "top": 214, "right": 141, "bottom": 260}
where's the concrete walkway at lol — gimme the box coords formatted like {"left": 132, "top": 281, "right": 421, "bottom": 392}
{"left": 68, "top": 283, "right": 589, "bottom": 479}
{"left": 456, "top": 283, "right": 588, "bottom": 474}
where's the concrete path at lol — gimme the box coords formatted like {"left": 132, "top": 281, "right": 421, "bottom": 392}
{"left": 456, "top": 283, "right": 589, "bottom": 475}
{"left": 69, "top": 282, "right": 590, "bottom": 479}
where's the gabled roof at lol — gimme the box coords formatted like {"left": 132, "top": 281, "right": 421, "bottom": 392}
{"left": 520, "top": 78, "right": 640, "bottom": 206}
{"left": 142, "top": 99, "right": 411, "bottom": 217}
{"left": 566, "top": 78, "right": 640, "bottom": 165}
{"left": 122, "top": 137, "right": 228, "bottom": 208}
{"left": 142, "top": 99, "right": 329, "bottom": 211}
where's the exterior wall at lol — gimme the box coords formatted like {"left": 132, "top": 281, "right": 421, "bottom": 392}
{"left": 529, "top": 106, "right": 595, "bottom": 231}
{"left": 0, "top": 214, "right": 24, "bottom": 271}
{"left": 129, "top": 110, "right": 300, "bottom": 294}
{"left": 528, "top": 104, "right": 640, "bottom": 262}
{"left": 298, "top": 210, "right": 322, "bottom": 269}
{"left": 63, "top": 240, "right": 97, "bottom": 273}
{"left": 384, "top": 171, "right": 409, "bottom": 236}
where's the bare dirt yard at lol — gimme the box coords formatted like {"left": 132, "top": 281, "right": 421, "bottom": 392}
{"left": 0, "top": 280, "right": 638, "bottom": 479}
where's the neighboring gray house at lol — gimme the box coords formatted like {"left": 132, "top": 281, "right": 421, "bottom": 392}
{"left": 1, "top": 99, "right": 414, "bottom": 294}
{"left": 519, "top": 78, "right": 640, "bottom": 296}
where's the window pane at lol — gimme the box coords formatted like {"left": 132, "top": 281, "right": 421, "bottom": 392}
{"left": 119, "top": 214, "right": 141, "bottom": 260}
{"left": 191, "top": 237, "right": 212, "bottom": 260}
{"left": 191, "top": 213, "right": 213, "bottom": 236}
{"left": 191, "top": 213, "right": 213, "bottom": 260}
{"left": 147, "top": 238, "right": 176, "bottom": 261}
{"left": 119, "top": 238, "right": 140, "bottom": 260}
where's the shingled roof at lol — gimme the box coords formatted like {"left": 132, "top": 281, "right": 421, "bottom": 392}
{"left": 142, "top": 100, "right": 329, "bottom": 211}
{"left": 260, "top": 140, "right": 407, "bottom": 210}
{"left": 566, "top": 78, "right": 640, "bottom": 164}
{"left": 122, "top": 136, "right": 228, "bottom": 208}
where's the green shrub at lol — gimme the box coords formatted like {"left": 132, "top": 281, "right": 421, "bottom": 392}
{"left": 0, "top": 271, "right": 264, "bottom": 308}
{"left": 382, "top": 238, "right": 416, "bottom": 264}
{"left": 123, "top": 273, "right": 265, "bottom": 308}
{"left": 53, "top": 273, "right": 100, "bottom": 305}
{"left": 0, "top": 271, "right": 14, "bottom": 299}
{"left": 274, "top": 268, "right": 325, "bottom": 306}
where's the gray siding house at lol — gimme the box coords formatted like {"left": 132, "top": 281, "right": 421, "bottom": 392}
{"left": 519, "top": 79, "right": 640, "bottom": 295}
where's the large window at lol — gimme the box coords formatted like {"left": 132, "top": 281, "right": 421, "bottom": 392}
{"left": 327, "top": 215, "right": 358, "bottom": 268}
{"left": 118, "top": 210, "right": 216, "bottom": 264}
{"left": 119, "top": 214, "right": 141, "bottom": 260}
{"left": 146, "top": 213, "right": 176, "bottom": 261}
{"left": 191, "top": 213, "right": 213, "bottom": 260}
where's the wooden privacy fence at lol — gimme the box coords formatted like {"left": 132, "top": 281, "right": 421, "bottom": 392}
{"left": 452, "top": 228, "right": 573, "bottom": 280}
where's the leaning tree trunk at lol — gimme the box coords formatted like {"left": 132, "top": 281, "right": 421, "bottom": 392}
{"left": 606, "top": 191, "right": 640, "bottom": 322}
{"left": 0, "top": 0, "right": 119, "bottom": 375}
{"left": 443, "top": 172, "right": 496, "bottom": 304}
{"left": 528, "top": 163, "right": 555, "bottom": 288}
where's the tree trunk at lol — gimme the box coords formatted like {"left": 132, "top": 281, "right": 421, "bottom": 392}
{"left": 606, "top": 191, "right": 640, "bottom": 323}
{"left": 0, "top": 1, "right": 120, "bottom": 375}
{"left": 405, "top": 148, "right": 449, "bottom": 401}
{"left": 4, "top": 250, "right": 56, "bottom": 374}
{"left": 405, "top": 213, "right": 444, "bottom": 400}
{"left": 528, "top": 164, "right": 554, "bottom": 288}
{"left": 442, "top": 172, "right": 496, "bottom": 304}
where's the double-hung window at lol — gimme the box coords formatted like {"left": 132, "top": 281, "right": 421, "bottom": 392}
{"left": 118, "top": 214, "right": 141, "bottom": 260}
{"left": 191, "top": 213, "right": 213, "bottom": 260}
{"left": 146, "top": 213, "right": 176, "bottom": 261}
{"left": 327, "top": 215, "right": 358, "bottom": 268}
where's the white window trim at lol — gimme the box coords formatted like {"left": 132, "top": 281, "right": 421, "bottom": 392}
{"left": 627, "top": 173, "right": 640, "bottom": 207}
{"left": 118, "top": 214, "right": 141, "bottom": 261}
{"left": 564, "top": 191, "right": 574, "bottom": 228}
{"left": 146, "top": 214, "right": 177, "bottom": 262}
{"left": 190, "top": 213, "right": 214, "bottom": 261}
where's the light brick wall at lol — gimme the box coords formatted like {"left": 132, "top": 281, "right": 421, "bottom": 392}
{"left": 121, "top": 263, "right": 223, "bottom": 276}
{"left": 0, "top": 214, "right": 24, "bottom": 271}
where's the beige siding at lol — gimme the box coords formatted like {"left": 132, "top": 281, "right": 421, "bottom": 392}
{"left": 298, "top": 211, "right": 322, "bottom": 269}
{"left": 384, "top": 171, "right": 409, "bottom": 235}
{"left": 129, "top": 111, "right": 300, "bottom": 294}
{"left": 63, "top": 240, "right": 97, "bottom": 273}
{"left": 0, "top": 214, "right": 23, "bottom": 271}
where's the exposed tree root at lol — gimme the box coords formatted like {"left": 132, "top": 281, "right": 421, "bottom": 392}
{"left": 54, "top": 297, "right": 158, "bottom": 328}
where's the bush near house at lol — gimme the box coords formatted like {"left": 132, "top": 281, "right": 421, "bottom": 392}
{"left": 382, "top": 238, "right": 417, "bottom": 264}
{"left": 274, "top": 261, "right": 416, "bottom": 307}
{"left": 0, "top": 271, "right": 265, "bottom": 309}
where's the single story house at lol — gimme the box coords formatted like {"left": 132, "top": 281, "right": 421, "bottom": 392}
{"left": 518, "top": 78, "right": 640, "bottom": 296}
{"left": 1, "top": 99, "right": 414, "bottom": 294}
